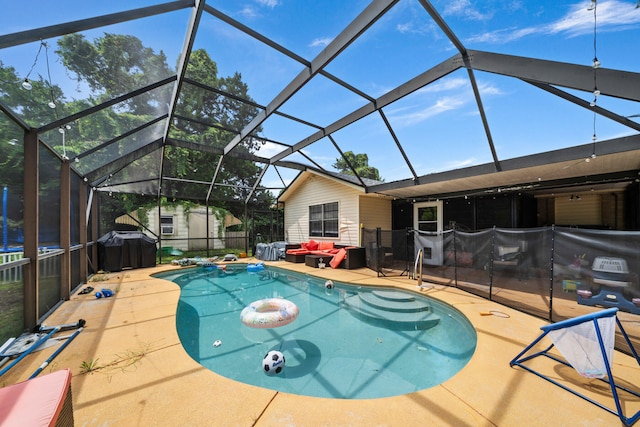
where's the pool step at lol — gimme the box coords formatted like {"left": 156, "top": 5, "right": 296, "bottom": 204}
{"left": 342, "top": 291, "right": 440, "bottom": 330}
{"left": 361, "top": 290, "right": 431, "bottom": 313}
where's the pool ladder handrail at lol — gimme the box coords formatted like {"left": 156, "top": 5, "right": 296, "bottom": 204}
{"left": 414, "top": 248, "right": 423, "bottom": 284}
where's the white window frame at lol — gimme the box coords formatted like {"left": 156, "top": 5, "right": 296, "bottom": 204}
{"left": 160, "top": 215, "right": 174, "bottom": 235}
{"left": 413, "top": 201, "right": 443, "bottom": 233}
{"left": 309, "top": 202, "right": 339, "bottom": 238}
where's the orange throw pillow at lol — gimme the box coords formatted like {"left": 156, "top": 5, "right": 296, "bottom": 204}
{"left": 306, "top": 240, "right": 319, "bottom": 251}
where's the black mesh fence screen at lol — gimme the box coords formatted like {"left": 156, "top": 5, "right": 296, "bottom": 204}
{"left": 363, "top": 225, "right": 640, "bottom": 352}
{"left": 409, "top": 226, "right": 640, "bottom": 353}
{"left": 0, "top": 263, "right": 24, "bottom": 344}
{"left": 39, "top": 145, "right": 61, "bottom": 248}
{"left": 38, "top": 253, "right": 62, "bottom": 321}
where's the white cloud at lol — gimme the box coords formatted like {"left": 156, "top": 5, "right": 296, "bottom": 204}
{"left": 255, "top": 0, "right": 279, "bottom": 7}
{"left": 396, "top": 21, "right": 440, "bottom": 36}
{"left": 443, "top": 0, "right": 494, "bottom": 21}
{"left": 477, "top": 80, "right": 503, "bottom": 96}
{"left": 396, "top": 22, "right": 412, "bottom": 33}
{"left": 390, "top": 95, "right": 467, "bottom": 126}
{"left": 309, "top": 37, "right": 332, "bottom": 48}
{"left": 467, "top": 0, "right": 640, "bottom": 44}
{"left": 419, "top": 77, "right": 469, "bottom": 93}
{"left": 415, "top": 75, "right": 501, "bottom": 97}
{"left": 254, "top": 141, "right": 285, "bottom": 158}
{"left": 383, "top": 74, "right": 502, "bottom": 127}
{"left": 440, "top": 157, "right": 477, "bottom": 171}
{"left": 239, "top": 6, "right": 259, "bottom": 19}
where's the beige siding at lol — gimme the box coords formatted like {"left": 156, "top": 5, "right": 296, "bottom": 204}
{"left": 145, "top": 206, "right": 224, "bottom": 251}
{"left": 147, "top": 206, "right": 188, "bottom": 250}
{"left": 555, "top": 194, "right": 602, "bottom": 226}
{"left": 188, "top": 209, "right": 224, "bottom": 250}
{"left": 601, "top": 192, "right": 625, "bottom": 229}
{"left": 283, "top": 174, "right": 362, "bottom": 246}
{"left": 358, "top": 195, "right": 392, "bottom": 230}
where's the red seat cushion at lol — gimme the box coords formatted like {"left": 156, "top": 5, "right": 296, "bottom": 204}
{"left": 310, "top": 250, "right": 337, "bottom": 257}
{"left": 0, "top": 368, "right": 72, "bottom": 427}
{"left": 287, "top": 249, "right": 310, "bottom": 255}
{"left": 330, "top": 248, "right": 347, "bottom": 268}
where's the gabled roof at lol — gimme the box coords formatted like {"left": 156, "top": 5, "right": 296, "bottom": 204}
{"left": 278, "top": 169, "right": 380, "bottom": 202}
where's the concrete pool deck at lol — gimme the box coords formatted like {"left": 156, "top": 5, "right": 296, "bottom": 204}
{"left": 3, "top": 261, "right": 640, "bottom": 426}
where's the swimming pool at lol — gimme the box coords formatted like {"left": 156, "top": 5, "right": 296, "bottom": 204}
{"left": 161, "top": 265, "right": 477, "bottom": 399}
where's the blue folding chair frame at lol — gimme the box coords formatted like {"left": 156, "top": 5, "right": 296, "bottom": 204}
{"left": 510, "top": 308, "right": 640, "bottom": 426}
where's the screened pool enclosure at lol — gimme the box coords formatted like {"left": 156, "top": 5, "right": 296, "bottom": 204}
{"left": 1, "top": 1, "right": 639, "bottom": 340}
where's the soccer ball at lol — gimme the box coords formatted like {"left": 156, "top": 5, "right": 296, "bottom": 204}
{"left": 263, "top": 350, "right": 285, "bottom": 375}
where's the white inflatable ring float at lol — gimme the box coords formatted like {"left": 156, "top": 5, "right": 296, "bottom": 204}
{"left": 240, "top": 298, "right": 299, "bottom": 329}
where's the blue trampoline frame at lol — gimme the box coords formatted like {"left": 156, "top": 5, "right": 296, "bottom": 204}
{"left": 510, "top": 308, "right": 640, "bottom": 426}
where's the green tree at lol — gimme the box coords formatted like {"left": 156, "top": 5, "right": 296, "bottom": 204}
{"left": 1, "top": 34, "right": 277, "bottom": 235}
{"left": 57, "top": 33, "right": 172, "bottom": 114}
{"left": 168, "top": 49, "right": 273, "bottom": 219}
{"left": 333, "top": 151, "right": 383, "bottom": 181}
{"left": 56, "top": 36, "right": 274, "bottom": 221}
{"left": 0, "top": 61, "right": 65, "bottom": 239}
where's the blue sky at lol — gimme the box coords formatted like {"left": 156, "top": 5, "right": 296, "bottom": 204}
{"left": 1, "top": 0, "right": 639, "bottom": 191}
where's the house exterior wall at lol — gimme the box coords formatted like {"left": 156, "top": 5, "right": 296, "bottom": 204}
{"left": 535, "top": 191, "right": 627, "bottom": 230}
{"left": 147, "top": 206, "right": 188, "bottom": 250}
{"left": 358, "top": 195, "right": 392, "bottom": 230}
{"left": 187, "top": 209, "right": 224, "bottom": 250}
{"left": 145, "top": 206, "right": 223, "bottom": 251}
{"left": 283, "top": 174, "right": 363, "bottom": 246}
{"left": 601, "top": 192, "right": 625, "bottom": 230}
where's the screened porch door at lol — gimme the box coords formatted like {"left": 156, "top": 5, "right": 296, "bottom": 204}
{"left": 413, "top": 201, "right": 444, "bottom": 265}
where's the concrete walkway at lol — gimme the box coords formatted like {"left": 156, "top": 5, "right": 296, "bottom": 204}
{"left": 2, "top": 261, "right": 640, "bottom": 426}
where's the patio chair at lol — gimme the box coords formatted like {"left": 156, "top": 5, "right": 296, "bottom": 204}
{"left": 510, "top": 308, "right": 640, "bottom": 426}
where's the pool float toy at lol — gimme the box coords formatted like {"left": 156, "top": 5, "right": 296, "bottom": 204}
{"left": 203, "top": 263, "right": 226, "bottom": 271}
{"left": 240, "top": 298, "right": 299, "bottom": 329}
{"left": 197, "top": 257, "right": 219, "bottom": 267}
{"left": 247, "top": 262, "right": 265, "bottom": 272}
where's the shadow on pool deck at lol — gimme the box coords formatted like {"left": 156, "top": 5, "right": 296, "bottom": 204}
{"left": 2, "top": 260, "right": 640, "bottom": 426}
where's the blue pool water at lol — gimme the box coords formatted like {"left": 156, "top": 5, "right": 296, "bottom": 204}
{"left": 159, "top": 265, "right": 477, "bottom": 399}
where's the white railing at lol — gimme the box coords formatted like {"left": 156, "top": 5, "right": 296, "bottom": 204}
{"left": 0, "top": 251, "right": 23, "bottom": 264}
{"left": 0, "top": 248, "right": 61, "bottom": 283}
{"left": 413, "top": 248, "right": 423, "bottom": 283}
{"left": 0, "top": 253, "right": 26, "bottom": 282}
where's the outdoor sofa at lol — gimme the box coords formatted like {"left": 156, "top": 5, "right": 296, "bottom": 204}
{"left": 285, "top": 240, "right": 366, "bottom": 270}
